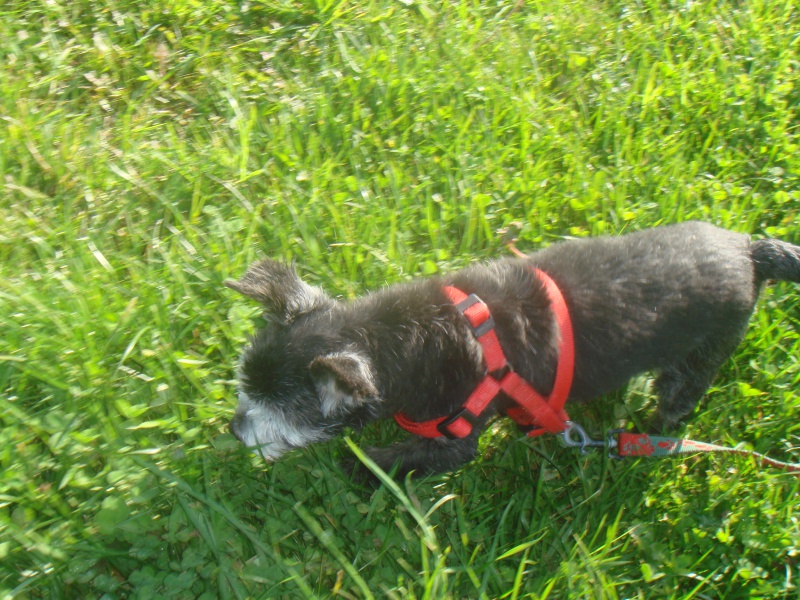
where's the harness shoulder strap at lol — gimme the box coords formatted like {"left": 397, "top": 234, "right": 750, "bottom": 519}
{"left": 504, "top": 270, "right": 574, "bottom": 436}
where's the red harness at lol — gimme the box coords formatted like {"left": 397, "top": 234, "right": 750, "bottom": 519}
{"left": 394, "top": 269, "right": 574, "bottom": 439}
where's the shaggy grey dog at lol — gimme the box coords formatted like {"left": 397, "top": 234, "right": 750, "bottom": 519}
{"left": 226, "top": 222, "right": 800, "bottom": 477}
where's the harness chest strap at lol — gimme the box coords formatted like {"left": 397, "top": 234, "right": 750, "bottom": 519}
{"left": 394, "top": 268, "right": 574, "bottom": 439}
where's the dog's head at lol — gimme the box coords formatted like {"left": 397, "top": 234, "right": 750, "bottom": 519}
{"left": 225, "top": 260, "right": 380, "bottom": 460}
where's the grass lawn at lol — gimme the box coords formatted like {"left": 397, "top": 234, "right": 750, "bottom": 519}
{"left": 1, "top": 0, "right": 799, "bottom": 597}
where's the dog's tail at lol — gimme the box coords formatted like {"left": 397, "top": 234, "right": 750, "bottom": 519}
{"left": 752, "top": 238, "right": 800, "bottom": 284}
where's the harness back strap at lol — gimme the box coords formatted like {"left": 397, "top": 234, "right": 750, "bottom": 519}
{"left": 393, "top": 268, "right": 574, "bottom": 439}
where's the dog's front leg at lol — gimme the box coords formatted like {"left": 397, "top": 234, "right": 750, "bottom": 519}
{"left": 352, "top": 433, "right": 480, "bottom": 480}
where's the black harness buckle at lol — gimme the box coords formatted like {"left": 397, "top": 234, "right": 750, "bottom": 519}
{"left": 437, "top": 407, "right": 480, "bottom": 439}
{"left": 455, "top": 293, "right": 496, "bottom": 338}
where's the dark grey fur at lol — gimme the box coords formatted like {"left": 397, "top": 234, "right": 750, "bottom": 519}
{"left": 226, "top": 222, "right": 800, "bottom": 477}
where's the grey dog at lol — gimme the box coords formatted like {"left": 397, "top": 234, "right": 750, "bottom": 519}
{"left": 226, "top": 222, "right": 800, "bottom": 477}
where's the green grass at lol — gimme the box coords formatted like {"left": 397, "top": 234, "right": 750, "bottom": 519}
{"left": 1, "top": 0, "right": 799, "bottom": 597}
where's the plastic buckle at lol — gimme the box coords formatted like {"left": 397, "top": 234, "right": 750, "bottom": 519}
{"left": 455, "top": 294, "right": 496, "bottom": 338}
{"left": 436, "top": 407, "right": 478, "bottom": 440}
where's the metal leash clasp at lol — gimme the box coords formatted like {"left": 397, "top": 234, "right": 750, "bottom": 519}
{"left": 560, "top": 421, "right": 619, "bottom": 455}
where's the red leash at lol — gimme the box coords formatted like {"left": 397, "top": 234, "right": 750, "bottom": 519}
{"left": 394, "top": 269, "right": 574, "bottom": 439}
{"left": 561, "top": 422, "right": 800, "bottom": 474}
{"left": 614, "top": 432, "right": 800, "bottom": 473}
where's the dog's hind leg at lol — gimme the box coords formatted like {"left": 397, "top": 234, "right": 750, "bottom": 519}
{"left": 649, "top": 331, "right": 747, "bottom": 432}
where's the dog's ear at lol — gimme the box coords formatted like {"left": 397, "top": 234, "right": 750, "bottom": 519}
{"left": 309, "top": 351, "right": 379, "bottom": 418}
{"left": 225, "top": 259, "right": 332, "bottom": 323}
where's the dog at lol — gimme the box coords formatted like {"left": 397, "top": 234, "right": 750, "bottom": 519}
{"left": 226, "top": 222, "right": 800, "bottom": 477}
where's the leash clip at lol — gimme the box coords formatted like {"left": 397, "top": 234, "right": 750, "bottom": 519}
{"left": 560, "top": 421, "right": 619, "bottom": 455}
